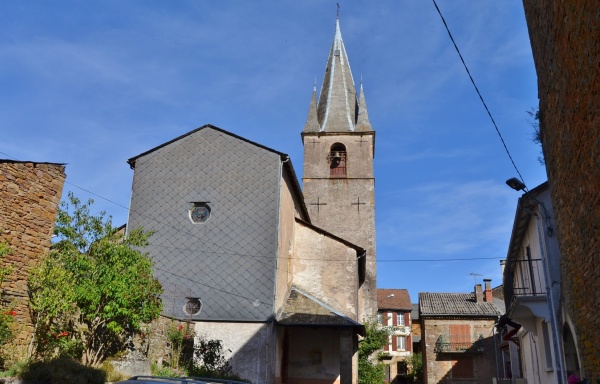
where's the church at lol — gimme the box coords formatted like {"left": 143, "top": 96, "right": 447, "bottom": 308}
{"left": 126, "top": 16, "right": 376, "bottom": 384}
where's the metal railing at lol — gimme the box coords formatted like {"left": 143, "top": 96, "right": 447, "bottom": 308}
{"left": 504, "top": 257, "right": 546, "bottom": 307}
{"left": 434, "top": 335, "right": 484, "bottom": 353}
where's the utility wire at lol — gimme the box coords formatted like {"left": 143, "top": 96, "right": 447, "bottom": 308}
{"left": 431, "top": 0, "right": 526, "bottom": 185}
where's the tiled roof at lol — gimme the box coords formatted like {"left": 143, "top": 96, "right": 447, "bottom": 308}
{"left": 277, "top": 287, "right": 365, "bottom": 335}
{"left": 419, "top": 292, "right": 502, "bottom": 317}
{"left": 377, "top": 289, "right": 412, "bottom": 311}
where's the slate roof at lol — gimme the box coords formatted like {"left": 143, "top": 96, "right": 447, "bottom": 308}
{"left": 303, "top": 17, "right": 372, "bottom": 133}
{"left": 126, "top": 125, "right": 309, "bottom": 321}
{"left": 411, "top": 303, "right": 419, "bottom": 320}
{"left": 277, "top": 286, "right": 365, "bottom": 336}
{"left": 377, "top": 289, "right": 412, "bottom": 311}
{"left": 419, "top": 292, "right": 502, "bottom": 317}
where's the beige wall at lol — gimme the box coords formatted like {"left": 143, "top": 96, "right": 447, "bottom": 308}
{"left": 285, "top": 327, "right": 342, "bottom": 384}
{"left": 0, "top": 161, "right": 65, "bottom": 356}
{"left": 302, "top": 132, "right": 376, "bottom": 320}
{"left": 275, "top": 166, "right": 303, "bottom": 312}
{"left": 194, "top": 321, "right": 276, "bottom": 384}
{"left": 292, "top": 221, "right": 359, "bottom": 320}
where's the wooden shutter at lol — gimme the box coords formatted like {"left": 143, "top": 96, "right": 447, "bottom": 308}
{"left": 449, "top": 324, "right": 471, "bottom": 344}
{"left": 452, "top": 356, "right": 474, "bottom": 378}
{"left": 404, "top": 312, "right": 410, "bottom": 326}
{"left": 392, "top": 312, "right": 398, "bottom": 326}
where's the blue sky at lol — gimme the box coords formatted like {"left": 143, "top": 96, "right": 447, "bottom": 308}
{"left": 1, "top": 1, "right": 546, "bottom": 302}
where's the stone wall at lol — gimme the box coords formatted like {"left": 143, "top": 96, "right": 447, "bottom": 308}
{"left": 0, "top": 160, "right": 65, "bottom": 356}
{"left": 421, "top": 318, "right": 497, "bottom": 384}
{"left": 521, "top": 1, "right": 600, "bottom": 380}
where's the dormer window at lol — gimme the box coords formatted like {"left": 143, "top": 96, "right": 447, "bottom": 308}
{"left": 328, "top": 143, "right": 346, "bottom": 177}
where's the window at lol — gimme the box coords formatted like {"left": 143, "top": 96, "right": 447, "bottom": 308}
{"left": 398, "top": 312, "right": 405, "bottom": 326}
{"left": 328, "top": 143, "right": 346, "bottom": 177}
{"left": 377, "top": 312, "right": 383, "bottom": 324}
{"left": 449, "top": 324, "right": 471, "bottom": 351}
{"left": 189, "top": 202, "right": 211, "bottom": 224}
{"left": 542, "top": 321, "right": 553, "bottom": 370}
{"left": 452, "top": 356, "right": 474, "bottom": 378}
{"left": 310, "top": 350, "right": 322, "bottom": 364}
{"left": 397, "top": 336, "right": 406, "bottom": 351}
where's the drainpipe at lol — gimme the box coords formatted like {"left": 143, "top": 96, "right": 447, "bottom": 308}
{"left": 533, "top": 209, "right": 565, "bottom": 384}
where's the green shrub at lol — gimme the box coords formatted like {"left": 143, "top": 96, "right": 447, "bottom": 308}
{"left": 20, "top": 357, "right": 106, "bottom": 384}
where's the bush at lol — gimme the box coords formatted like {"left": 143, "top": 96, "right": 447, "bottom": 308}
{"left": 20, "top": 358, "right": 106, "bottom": 384}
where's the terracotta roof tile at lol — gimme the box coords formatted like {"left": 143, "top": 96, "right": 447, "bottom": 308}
{"left": 377, "top": 289, "right": 412, "bottom": 311}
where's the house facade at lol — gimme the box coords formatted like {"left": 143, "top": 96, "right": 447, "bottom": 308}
{"left": 126, "top": 15, "right": 376, "bottom": 384}
{"left": 419, "top": 281, "right": 503, "bottom": 384}
{"left": 377, "top": 289, "right": 413, "bottom": 383}
{"left": 500, "top": 182, "right": 567, "bottom": 384}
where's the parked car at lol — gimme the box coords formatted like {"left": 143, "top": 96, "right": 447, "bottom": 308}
{"left": 116, "top": 376, "right": 215, "bottom": 384}
{"left": 184, "top": 377, "right": 248, "bottom": 384}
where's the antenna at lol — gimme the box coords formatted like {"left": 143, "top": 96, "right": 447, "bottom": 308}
{"left": 469, "top": 272, "right": 482, "bottom": 284}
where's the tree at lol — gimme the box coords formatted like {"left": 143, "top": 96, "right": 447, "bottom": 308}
{"left": 406, "top": 352, "right": 423, "bottom": 383}
{"left": 0, "top": 242, "right": 16, "bottom": 366}
{"left": 358, "top": 319, "right": 389, "bottom": 384}
{"left": 27, "top": 192, "right": 163, "bottom": 367}
{"left": 527, "top": 107, "right": 545, "bottom": 165}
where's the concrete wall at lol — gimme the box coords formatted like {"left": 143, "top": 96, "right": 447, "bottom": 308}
{"left": 422, "top": 318, "right": 497, "bottom": 384}
{"left": 286, "top": 327, "right": 341, "bottom": 384}
{"left": 274, "top": 166, "right": 302, "bottom": 313}
{"left": 0, "top": 161, "right": 65, "bottom": 356}
{"left": 292, "top": 221, "right": 359, "bottom": 320}
{"left": 521, "top": 1, "right": 600, "bottom": 379}
{"left": 194, "top": 321, "right": 275, "bottom": 384}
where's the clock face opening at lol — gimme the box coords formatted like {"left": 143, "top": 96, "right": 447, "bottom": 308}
{"left": 190, "top": 203, "right": 211, "bottom": 224}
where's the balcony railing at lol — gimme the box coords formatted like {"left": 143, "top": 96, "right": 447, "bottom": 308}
{"left": 434, "top": 335, "right": 484, "bottom": 353}
{"left": 504, "top": 258, "right": 546, "bottom": 307}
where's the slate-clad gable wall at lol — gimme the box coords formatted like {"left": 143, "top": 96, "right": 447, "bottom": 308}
{"left": 128, "top": 127, "right": 281, "bottom": 321}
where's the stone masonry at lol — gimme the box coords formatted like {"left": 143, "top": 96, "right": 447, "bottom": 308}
{"left": 0, "top": 160, "right": 65, "bottom": 356}
{"left": 521, "top": 1, "right": 600, "bottom": 380}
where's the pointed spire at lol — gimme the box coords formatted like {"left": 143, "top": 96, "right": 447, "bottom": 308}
{"left": 303, "top": 84, "right": 320, "bottom": 132}
{"left": 316, "top": 16, "right": 357, "bottom": 132}
{"left": 356, "top": 83, "right": 373, "bottom": 132}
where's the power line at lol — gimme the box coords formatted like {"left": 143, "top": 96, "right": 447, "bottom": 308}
{"left": 431, "top": 0, "right": 526, "bottom": 185}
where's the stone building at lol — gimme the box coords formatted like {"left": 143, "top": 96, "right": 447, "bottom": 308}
{"left": 0, "top": 160, "right": 66, "bottom": 355}
{"left": 301, "top": 17, "right": 377, "bottom": 320}
{"left": 126, "top": 15, "right": 376, "bottom": 384}
{"left": 377, "top": 289, "right": 413, "bottom": 383}
{"left": 520, "top": 1, "right": 600, "bottom": 380}
{"left": 419, "top": 281, "right": 503, "bottom": 384}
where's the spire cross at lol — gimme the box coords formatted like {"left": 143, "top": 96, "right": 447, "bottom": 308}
{"left": 351, "top": 197, "right": 366, "bottom": 211}
{"left": 337, "top": 2, "right": 340, "bottom": 18}
{"left": 310, "top": 197, "right": 327, "bottom": 211}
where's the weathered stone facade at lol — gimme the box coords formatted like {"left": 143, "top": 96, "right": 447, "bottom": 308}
{"left": 521, "top": 1, "right": 600, "bottom": 380}
{"left": 421, "top": 317, "right": 498, "bottom": 384}
{"left": 0, "top": 160, "right": 65, "bottom": 355}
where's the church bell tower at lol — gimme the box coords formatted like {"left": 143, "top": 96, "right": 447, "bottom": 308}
{"left": 301, "top": 16, "right": 376, "bottom": 320}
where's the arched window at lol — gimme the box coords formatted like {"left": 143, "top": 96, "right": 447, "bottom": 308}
{"left": 328, "top": 143, "right": 346, "bottom": 177}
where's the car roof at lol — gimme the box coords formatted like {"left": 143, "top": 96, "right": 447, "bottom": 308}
{"left": 184, "top": 377, "right": 248, "bottom": 384}
{"left": 117, "top": 376, "right": 214, "bottom": 384}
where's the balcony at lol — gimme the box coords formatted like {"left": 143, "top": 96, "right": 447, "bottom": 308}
{"left": 434, "top": 335, "right": 485, "bottom": 354}
{"left": 504, "top": 258, "right": 549, "bottom": 320}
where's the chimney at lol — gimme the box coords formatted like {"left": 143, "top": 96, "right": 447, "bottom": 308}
{"left": 475, "top": 284, "right": 483, "bottom": 303}
{"left": 484, "top": 279, "right": 493, "bottom": 302}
